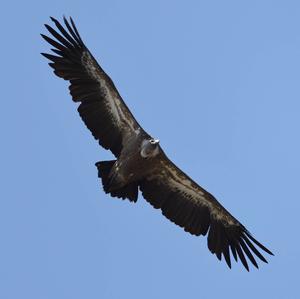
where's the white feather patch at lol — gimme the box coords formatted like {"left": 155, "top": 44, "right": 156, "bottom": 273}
{"left": 81, "top": 51, "right": 136, "bottom": 131}
{"left": 164, "top": 163, "right": 237, "bottom": 225}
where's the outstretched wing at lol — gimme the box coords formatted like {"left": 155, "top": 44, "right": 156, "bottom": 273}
{"left": 41, "top": 17, "right": 143, "bottom": 157}
{"left": 140, "top": 156, "right": 273, "bottom": 271}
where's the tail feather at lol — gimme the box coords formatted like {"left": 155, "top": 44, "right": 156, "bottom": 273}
{"left": 110, "top": 182, "right": 139, "bottom": 202}
{"left": 96, "top": 160, "right": 115, "bottom": 193}
{"left": 95, "top": 160, "right": 139, "bottom": 202}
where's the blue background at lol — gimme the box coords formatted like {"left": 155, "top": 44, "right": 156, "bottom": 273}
{"left": 1, "top": 1, "right": 299, "bottom": 298}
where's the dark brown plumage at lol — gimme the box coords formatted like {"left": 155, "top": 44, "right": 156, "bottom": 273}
{"left": 41, "top": 16, "right": 273, "bottom": 271}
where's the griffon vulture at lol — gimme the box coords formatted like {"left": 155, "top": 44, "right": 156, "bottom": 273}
{"left": 41, "top": 17, "right": 273, "bottom": 271}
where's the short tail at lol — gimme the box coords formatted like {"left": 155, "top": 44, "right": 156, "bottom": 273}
{"left": 95, "top": 160, "right": 139, "bottom": 202}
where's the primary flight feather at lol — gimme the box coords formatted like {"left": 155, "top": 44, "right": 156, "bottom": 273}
{"left": 41, "top": 16, "right": 273, "bottom": 271}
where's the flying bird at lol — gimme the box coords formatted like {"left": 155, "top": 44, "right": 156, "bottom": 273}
{"left": 41, "top": 16, "right": 273, "bottom": 271}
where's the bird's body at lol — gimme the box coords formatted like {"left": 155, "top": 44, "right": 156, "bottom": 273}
{"left": 41, "top": 16, "right": 273, "bottom": 271}
{"left": 102, "top": 137, "right": 161, "bottom": 193}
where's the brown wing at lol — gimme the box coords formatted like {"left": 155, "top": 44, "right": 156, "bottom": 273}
{"left": 139, "top": 156, "right": 273, "bottom": 271}
{"left": 41, "top": 17, "right": 143, "bottom": 157}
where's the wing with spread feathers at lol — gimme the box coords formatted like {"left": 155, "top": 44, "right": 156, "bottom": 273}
{"left": 41, "top": 17, "right": 143, "bottom": 157}
{"left": 140, "top": 156, "right": 273, "bottom": 270}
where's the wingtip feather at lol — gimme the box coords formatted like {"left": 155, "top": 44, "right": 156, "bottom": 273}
{"left": 245, "top": 231, "right": 274, "bottom": 256}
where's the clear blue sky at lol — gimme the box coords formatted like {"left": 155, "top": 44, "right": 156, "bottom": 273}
{"left": 1, "top": 0, "right": 299, "bottom": 298}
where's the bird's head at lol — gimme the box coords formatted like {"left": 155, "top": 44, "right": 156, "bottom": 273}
{"left": 140, "top": 138, "right": 160, "bottom": 158}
